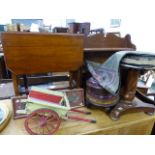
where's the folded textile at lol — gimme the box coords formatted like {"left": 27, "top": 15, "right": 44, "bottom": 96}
{"left": 87, "top": 51, "right": 155, "bottom": 95}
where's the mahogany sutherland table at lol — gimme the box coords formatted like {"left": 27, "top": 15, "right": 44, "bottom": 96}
{"left": 0, "top": 99, "right": 155, "bottom": 135}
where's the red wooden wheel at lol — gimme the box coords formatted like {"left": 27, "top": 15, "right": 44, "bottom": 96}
{"left": 24, "top": 109, "right": 61, "bottom": 135}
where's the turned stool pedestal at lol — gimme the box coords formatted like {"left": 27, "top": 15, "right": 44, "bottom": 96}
{"left": 110, "top": 64, "right": 155, "bottom": 120}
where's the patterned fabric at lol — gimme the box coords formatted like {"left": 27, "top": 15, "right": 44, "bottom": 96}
{"left": 86, "top": 77, "right": 119, "bottom": 107}
{"left": 87, "top": 51, "right": 155, "bottom": 95}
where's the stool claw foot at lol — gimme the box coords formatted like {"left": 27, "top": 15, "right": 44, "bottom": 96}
{"left": 145, "top": 111, "right": 155, "bottom": 116}
{"left": 109, "top": 110, "right": 120, "bottom": 121}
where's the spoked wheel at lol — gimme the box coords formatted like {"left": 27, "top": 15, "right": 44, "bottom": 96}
{"left": 24, "top": 109, "right": 61, "bottom": 135}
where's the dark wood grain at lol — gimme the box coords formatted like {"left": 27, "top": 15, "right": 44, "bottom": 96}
{"left": 1, "top": 32, "right": 84, "bottom": 95}
{"left": 121, "top": 69, "right": 140, "bottom": 102}
{"left": 84, "top": 33, "right": 136, "bottom": 49}
{"left": 2, "top": 32, "right": 84, "bottom": 74}
{"left": 84, "top": 33, "right": 136, "bottom": 63}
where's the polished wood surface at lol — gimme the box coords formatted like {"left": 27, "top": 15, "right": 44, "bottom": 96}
{"left": 84, "top": 33, "right": 136, "bottom": 49}
{"left": 84, "top": 33, "right": 136, "bottom": 63}
{"left": 110, "top": 65, "right": 155, "bottom": 120}
{"left": 84, "top": 47, "right": 133, "bottom": 63}
{"left": 2, "top": 32, "right": 136, "bottom": 78}
{"left": 84, "top": 47, "right": 133, "bottom": 52}
{"left": 1, "top": 32, "right": 84, "bottom": 74}
{"left": 1, "top": 99, "right": 155, "bottom": 135}
{"left": 1, "top": 32, "right": 84, "bottom": 95}
{"left": 121, "top": 68, "right": 139, "bottom": 101}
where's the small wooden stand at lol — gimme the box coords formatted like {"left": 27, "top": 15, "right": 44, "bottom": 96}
{"left": 110, "top": 64, "right": 155, "bottom": 120}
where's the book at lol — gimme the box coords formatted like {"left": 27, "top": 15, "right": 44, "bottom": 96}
{"left": 28, "top": 86, "right": 65, "bottom": 106}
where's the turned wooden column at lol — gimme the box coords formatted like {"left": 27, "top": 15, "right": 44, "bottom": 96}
{"left": 121, "top": 68, "right": 140, "bottom": 103}
{"left": 110, "top": 66, "right": 155, "bottom": 120}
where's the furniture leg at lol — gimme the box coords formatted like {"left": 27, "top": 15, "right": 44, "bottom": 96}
{"left": 73, "top": 69, "right": 82, "bottom": 88}
{"left": 77, "top": 68, "right": 82, "bottom": 87}
{"left": 69, "top": 71, "right": 74, "bottom": 88}
{"left": 12, "top": 73, "right": 20, "bottom": 96}
{"left": 110, "top": 99, "right": 155, "bottom": 120}
{"left": 121, "top": 69, "right": 139, "bottom": 102}
{"left": 23, "top": 75, "right": 29, "bottom": 95}
{"left": 110, "top": 68, "right": 155, "bottom": 120}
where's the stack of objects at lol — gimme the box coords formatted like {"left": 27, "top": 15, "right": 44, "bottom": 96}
{"left": 68, "top": 22, "right": 90, "bottom": 36}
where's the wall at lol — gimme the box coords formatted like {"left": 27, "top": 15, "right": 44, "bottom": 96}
{"left": 0, "top": 0, "right": 155, "bottom": 51}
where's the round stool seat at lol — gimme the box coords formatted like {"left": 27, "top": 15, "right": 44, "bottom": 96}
{"left": 121, "top": 54, "right": 155, "bottom": 70}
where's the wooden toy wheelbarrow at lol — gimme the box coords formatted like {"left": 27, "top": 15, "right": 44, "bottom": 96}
{"left": 24, "top": 88, "right": 96, "bottom": 135}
